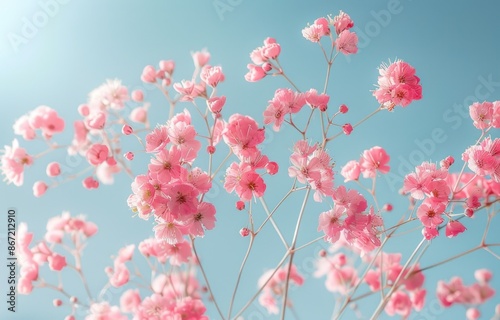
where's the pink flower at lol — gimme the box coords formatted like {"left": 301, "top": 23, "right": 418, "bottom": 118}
{"left": 141, "top": 65, "right": 156, "bottom": 83}
{"left": 47, "top": 253, "right": 67, "bottom": 271}
{"left": 331, "top": 11, "right": 354, "bottom": 35}
{"left": 28, "top": 106, "right": 65, "bottom": 138}
{"left": 153, "top": 221, "right": 184, "bottom": 245}
{"left": 159, "top": 60, "right": 175, "bottom": 75}
{"left": 120, "top": 289, "right": 141, "bottom": 313}
{"left": 1, "top": 139, "right": 33, "bottom": 186}
{"left": 86, "top": 144, "right": 109, "bottom": 166}
{"left": 86, "top": 111, "right": 106, "bottom": 130}
{"left": 186, "top": 202, "right": 216, "bottom": 237}
{"left": 469, "top": 101, "right": 493, "bottom": 129}
{"left": 474, "top": 269, "right": 492, "bottom": 283}
{"left": 173, "top": 80, "right": 203, "bottom": 101}
{"left": 305, "top": 88, "right": 330, "bottom": 110}
{"left": 192, "top": 49, "right": 210, "bottom": 68}
{"left": 145, "top": 126, "right": 169, "bottom": 153}
{"left": 165, "top": 182, "right": 198, "bottom": 216}
{"left": 245, "top": 64, "right": 266, "bottom": 82}
{"left": 88, "top": 79, "right": 129, "bottom": 110}
{"left": 116, "top": 244, "right": 135, "bottom": 263}
{"left": 107, "top": 262, "right": 130, "bottom": 287}
{"left": 445, "top": 220, "right": 466, "bottom": 238}
{"left": 373, "top": 60, "right": 422, "bottom": 110}
{"left": 385, "top": 291, "right": 412, "bottom": 318}
{"left": 200, "top": 65, "right": 225, "bottom": 87}
{"left": 341, "top": 160, "right": 361, "bottom": 182}
{"left": 13, "top": 115, "right": 36, "bottom": 140}
{"left": 33, "top": 181, "right": 48, "bottom": 197}
{"left": 302, "top": 17, "right": 330, "bottom": 42}
{"left": 236, "top": 171, "right": 266, "bottom": 201}
{"left": 417, "top": 200, "right": 445, "bottom": 227}
{"left": 223, "top": 114, "right": 265, "bottom": 157}
{"left": 336, "top": 30, "right": 358, "bottom": 55}
{"left": 318, "top": 206, "right": 344, "bottom": 243}
{"left": 359, "top": 146, "right": 390, "bottom": 178}
{"left": 18, "top": 276, "right": 33, "bottom": 295}
{"left": 207, "top": 96, "right": 226, "bottom": 114}
{"left": 263, "top": 101, "right": 286, "bottom": 131}
{"left": 148, "top": 148, "right": 182, "bottom": 183}
{"left": 464, "top": 145, "right": 496, "bottom": 176}
{"left": 167, "top": 118, "right": 201, "bottom": 155}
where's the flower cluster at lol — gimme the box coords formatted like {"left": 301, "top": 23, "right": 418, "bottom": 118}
{"left": 245, "top": 37, "right": 282, "bottom": 82}
{"left": 302, "top": 12, "right": 358, "bottom": 55}
{"left": 437, "top": 269, "right": 495, "bottom": 320}
{"left": 373, "top": 60, "right": 423, "bottom": 111}
{"left": 127, "top": 110, "right": 217, "bottom": 244}
{"left": 317, "top": 186, "right": 383, "bottom": 254}
{"left": 16, "top": 212, "right": 97, "bottom": 295}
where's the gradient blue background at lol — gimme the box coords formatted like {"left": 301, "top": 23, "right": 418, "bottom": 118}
{"left": 0, "top": 1, "right": 499, "bottom": 319}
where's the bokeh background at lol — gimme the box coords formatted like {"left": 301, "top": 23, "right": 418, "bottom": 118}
{"left": 0, "top": 1, "right": 499, "bottom": 319}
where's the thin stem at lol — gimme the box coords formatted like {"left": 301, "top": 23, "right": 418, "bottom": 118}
{"left": 280, "top": 187, "right": 311, "bottom": 320}
{"left": 227, "top": 234, "right": 255, "bottom": 319}
{"left": 233, "top": 251, "right": 289, "bottom": 318}
{"left": 190, "top": 237, "right": 225, "bottom": 319}
{"left": 259, "top": 197, "right": 289, "bottom": 249}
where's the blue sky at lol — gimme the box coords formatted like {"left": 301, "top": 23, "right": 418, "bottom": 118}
{"left": 1, "top": 1, "right": 499, "bottom": 319}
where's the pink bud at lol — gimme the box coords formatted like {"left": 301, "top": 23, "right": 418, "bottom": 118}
{"left": 466, "top": 308, "right": 480, "bottom": 320}
{"left": 319, "top": 104, "right": 328, "bottom": 112}
{"left": 474, "top": 269, "right": 492, "bottom": 283}
{"left": 465, "top": 208, "right": 474, "bottom": 217}
{"left": 82, "top": 177, "right": 99, "bottom": 189}
{"left": 46, "top": 162, "right": 61, "bottom": 177}
{"left": 131, "top": 90, "right": 144, "bottom": 102}
{"left": 124, "top": 152, "right": 134, "bottom": 161}
{"left": 207, "top": 146, "right": 216, "bottom": 154}
{"left": 342, "top": 123, "right": 353, "bottom": 135}
{"left": 265, "top": 161, "right": 279, "bottom": 175}
{"left": 159, "top": 60, "right": 175, "bottom": 74}
{"left": 239, "top": 227, "right": 250, "bottom": 237}
{"left": 53, "top": 299, "right": 62, "bottom": 307}
{"left": 162, "top": 78, "right": 172, "bottom": 87}
{"left": 78, "top": 104, "right": 89, "bottom": 117}
{"left": 33, "top": 181, "right": 48, "bottom": 197}
{"left": 87, "top": 112, "right": 106, "bottom": 130}
{"left": 65, "top": 316, "right": 75, "bottom": 320}
{"left": 141, "top": 65, "right": 156, "bottom": 83}
{"left": 383, "top": 203, "right": 393, "bottom": 212}
{"left": 207, "top": 96, "right": 226, "bottom": 114}
{"left": 262, "top": 62, "right": 273, "bottom": 72}
{"left": 445, "top": 220, "right": 466, "bottom": 238}
{"left": 130, "top": 107, "right": 147, "bottom": 124}
{"left": 48, "top": 253, "right": 67, "bottom": 271}
{"left": 440, "top": 156, "right": 455, "bottom": 169}
{"left": 122, "top": 124, "right": 133, "bottom": 135}
{"left": 339, "top": 104, "right": 349, "bottom": 113}
{"left": 236, "top": 201, "right": 245, "bottom": 211}
{"left": 319, "top": 249, "right": 327, "bottom": 257}
{"left": 69, "top": 296, "right": 77, "bottom": 304}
